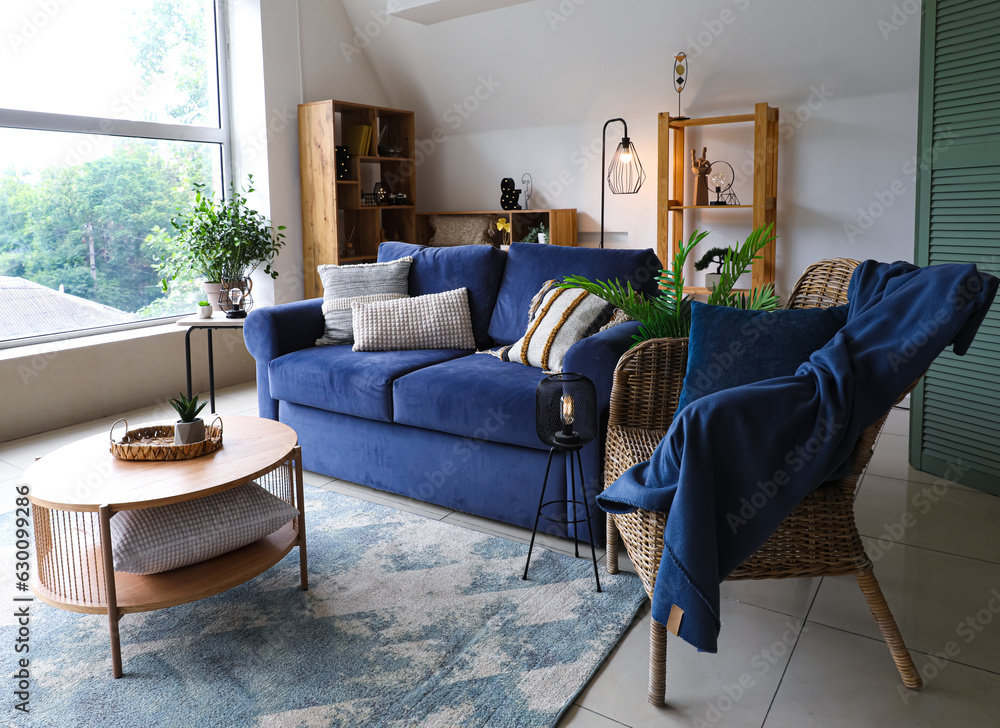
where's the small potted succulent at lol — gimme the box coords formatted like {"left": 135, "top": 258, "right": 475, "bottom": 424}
{"left": 197, "top": 300, "right": 212, "bottom": 319}
{"left": 523, "top": 222, "right": 549, "bottom": 245}
{"left": 169, "top": 393, "right": 208, "bottom": 445}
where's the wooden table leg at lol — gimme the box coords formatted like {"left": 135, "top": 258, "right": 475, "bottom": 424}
{"left": 98, "top": 504, "right": 123, "bottom": 678}
{"left": 293, "top": 448, "right": 308, "bottom": 591}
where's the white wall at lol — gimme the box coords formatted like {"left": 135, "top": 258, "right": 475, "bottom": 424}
{"left": 334, "top": 0, "right": 923, "bottom": 296}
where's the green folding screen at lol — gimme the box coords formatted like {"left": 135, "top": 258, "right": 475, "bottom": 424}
{"left": 912, "top": 0, "right": 1000, "bottom": 494}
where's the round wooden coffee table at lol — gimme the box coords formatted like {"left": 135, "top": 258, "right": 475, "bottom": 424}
{"left": 24, "top": 415, "right": 307, "bottom": 678}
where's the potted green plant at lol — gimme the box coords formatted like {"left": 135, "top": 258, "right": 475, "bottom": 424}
{"left": 561, "top": 224, "right": 781, "bottom": 345}
{"left": 169, "top": 393, "right": 208, "bottom": 445}
{"left": 523, "top": 222, "right": 549, "bottom": 245}
{"left": 158, "top": 175, "right": 286, "bottom": 314}
{"left": 693, "top": 246, "right": 733, "bottom": 291}
{"left": 197, "top": 300, "right": 212, "bottom": 319}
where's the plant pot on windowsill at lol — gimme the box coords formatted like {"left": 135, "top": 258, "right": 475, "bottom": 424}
{"left": 202, "top": 282, "right": 223, "bottom": 313}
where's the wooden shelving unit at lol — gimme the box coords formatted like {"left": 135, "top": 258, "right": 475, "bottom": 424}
{"left": 658, "top": 102, "right": 779, "bottom": 291}
{"left": 416, "top": 209, "right": 578, "bottom": 247}
{"left": 299, "top": 99, "right": 417, "bottom": 299}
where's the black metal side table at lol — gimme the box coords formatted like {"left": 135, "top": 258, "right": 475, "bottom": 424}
{"left": 175, "top": 312, "right": 246, "bottom": 414}
{"left": 522, "top": 373, "right": 602, "bottom": 592}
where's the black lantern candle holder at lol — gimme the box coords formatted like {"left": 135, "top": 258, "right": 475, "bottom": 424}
{"left": 218, "top": 267, "right": 253, "bottom": 319}
{"left": 523, "top": 373, "right": 602, "bottom": 592}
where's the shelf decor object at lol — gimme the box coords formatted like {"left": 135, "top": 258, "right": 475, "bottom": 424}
{"left": 521, "top": 173, "right": 532, "bottom": 209}
{"left": 600, "top": 117, "right": 646, "bottom": 249}
{"left": 673, "top": 52, "right": 688, "bottom": 121}
{"left": 523, "top": 373, "right": 602, "bottom": 592}
{"left": 658, "top": 102, "right": 778, "bottom": 292}
{"left": 709, "top": 161, "right": 738, "bottom": 206}
{"left": 500, "top": 177, "right": 522, "bottom": 210}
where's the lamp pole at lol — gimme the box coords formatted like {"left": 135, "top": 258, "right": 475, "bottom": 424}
{"left": 601, "top": 117, "right": 628, "bottom": 249}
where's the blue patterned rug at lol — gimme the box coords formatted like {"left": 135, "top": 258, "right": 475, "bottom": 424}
{"left": 7, "top": 486, "right": 646, "bottom": 727}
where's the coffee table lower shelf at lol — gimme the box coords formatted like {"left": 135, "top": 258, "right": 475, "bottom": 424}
{"left": 32, "top": 521, "right": 302, "bottom": 615}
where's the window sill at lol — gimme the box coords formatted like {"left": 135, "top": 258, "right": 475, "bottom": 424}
{"left": 0, "top": 321, "right": 185, "bottom": 363}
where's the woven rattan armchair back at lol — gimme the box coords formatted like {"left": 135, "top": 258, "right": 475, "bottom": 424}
{"left": 603, "top": 258, "right": 923, "bottom": 706}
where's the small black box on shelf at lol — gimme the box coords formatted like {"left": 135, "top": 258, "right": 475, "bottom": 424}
{"left": 335, "top": 145, "right": 351, "bottom": 180}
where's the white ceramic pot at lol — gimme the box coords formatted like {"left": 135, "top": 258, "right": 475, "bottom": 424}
{"left": 197, "top": 305, "right": 212, "bottom": 319}
{"left": 202, "top": 282, "right": 223, "bottom": 313}
{"left": 174, "top": 419, "right": 205, "bottom": 445}
{"left": 537, "top": 233, "right": 548, "bottom": 245}
{"left": 704, "top": 273, "right": 722, "bottom": 291}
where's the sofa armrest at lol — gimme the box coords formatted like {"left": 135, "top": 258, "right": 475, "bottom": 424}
{"left": 244, "top": 298, "right": 325, "bottom": 420}
{"left": 563, "top": 321, "right": 643, "bottom": 416}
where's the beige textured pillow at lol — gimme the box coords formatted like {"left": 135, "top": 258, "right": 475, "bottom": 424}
{"left": 428, "top": 215, "right": 494, "bottom": 246}
{"left": 352, "top": 287, "right": 476, "bottom": 351}
{"left": 109, "top": 482, "right": 299, "bottom": 575}
{"left": 499, "top": 284, "right": 616, "bottom": 372}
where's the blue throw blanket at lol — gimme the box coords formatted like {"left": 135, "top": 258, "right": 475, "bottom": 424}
{"left": 597, "top": 261, "right": 998, "bottom": 653}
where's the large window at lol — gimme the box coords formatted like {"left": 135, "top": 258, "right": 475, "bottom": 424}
{"left": 0, "top": 0, "right": 229, "bottom": 344}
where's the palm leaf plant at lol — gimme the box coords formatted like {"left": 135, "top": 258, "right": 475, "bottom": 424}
{"left": 561, "top": 225, "right": 780, "bottom": 345}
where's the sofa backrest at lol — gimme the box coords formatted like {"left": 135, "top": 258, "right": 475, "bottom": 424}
{"left": 487, "top": 243, "right": 662, "bottom": 345}
{"left": 377, "top": 242, "right": 507, "bottom": 349}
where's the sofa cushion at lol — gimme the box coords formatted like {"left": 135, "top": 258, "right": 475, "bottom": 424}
{"left": 352, "top": 288, "right": 476, "bottom": 352}
{"left": 677, "top": 301, "right": 850, "bottom": 411}
{"left": 269, "top": 345, "right": 470, "bottom": 422}
{"left": 378, "top": 241, "right": 506, "bottom": 349}
{"left": 487, "top": 243, "right": 661, "bottom": 345}
{"left": 315, "top": 257, "right": 412, "bottom": 346}
{"left": 392, "top": 353, "right": 550, "bottom": 450}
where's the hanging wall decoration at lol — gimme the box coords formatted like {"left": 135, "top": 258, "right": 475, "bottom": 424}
{"left": 673, "top": 52, "right": 689, "bottom": 120}
{"left": 500, "top": 177, "right": 522, "bottom": 210}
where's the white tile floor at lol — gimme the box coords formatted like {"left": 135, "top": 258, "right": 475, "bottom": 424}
{"left": 3, "top": 387, "right": 998, "bottom": 726}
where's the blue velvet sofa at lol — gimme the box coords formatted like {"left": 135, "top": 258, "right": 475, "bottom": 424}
{"left": 244, "top": 241, "right": 661, "bottom": 543}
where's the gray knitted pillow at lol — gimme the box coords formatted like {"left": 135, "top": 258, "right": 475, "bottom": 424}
{"left": 109, "top": 482, "right": 299, "bottom": 575}
{"left": 316, "top": 257, "right": 413, "bottom": 345}
{"left": 351, "top": 287, "right": 476, "bottom": 351}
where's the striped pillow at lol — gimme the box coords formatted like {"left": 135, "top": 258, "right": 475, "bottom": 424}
{"left": 316, "top": 257, "right": 413, "bottom": 346}
{"left": 497, "top": 281, "right": 616, "bottom": 372}
{"left": 351, "top": 287, "right": 476, "bottom": 351}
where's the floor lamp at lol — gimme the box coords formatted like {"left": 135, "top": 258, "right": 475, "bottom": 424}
{"left": 600, "top": 118, "right": 646, "bottom": 249}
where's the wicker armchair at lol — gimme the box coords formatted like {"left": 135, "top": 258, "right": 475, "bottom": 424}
{"left": 604, "top": 258, "right": 923, "bottom": 706}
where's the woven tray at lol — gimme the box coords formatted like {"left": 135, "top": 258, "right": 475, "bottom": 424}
{"left": 110, "top": 417, "right": 223, "bottom": 461}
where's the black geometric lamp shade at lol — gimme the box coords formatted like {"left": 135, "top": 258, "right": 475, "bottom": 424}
{"left": 535, "top": 373, "right": 597, "bottom": 450}
{"left": 600, "top": 117, "right": 645, "bottom": 248}
{"left": 607, "top": 137, "right": 646, "bottom": 195}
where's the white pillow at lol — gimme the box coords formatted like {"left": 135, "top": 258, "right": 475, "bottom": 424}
{"left": 351, "top": 287, "right": 476, "bottom": 351}
{"left": 499, "top": 283, "right": 616, "bottom": 372}
{"left": 110, "top": 482, "right": 299, "bottom": 575}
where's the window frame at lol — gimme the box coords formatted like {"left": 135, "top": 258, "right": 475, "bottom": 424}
{"left": 0, "top": 0, "right": 233, "bottom": 350}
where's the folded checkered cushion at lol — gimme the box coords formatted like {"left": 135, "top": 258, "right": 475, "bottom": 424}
{"left": 109, "top": 482, "right": 299, "bottom": 575}
{"left": 351, "top": 287, "right": 476, "bottom": 351}
{"left": 316, "top": 257, "right": 412, "bottom": 345}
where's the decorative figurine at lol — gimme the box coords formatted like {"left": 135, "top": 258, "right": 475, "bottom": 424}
{"left": 691, "top": 147, "right": 712, "bottom": 206}
{"left": 521, "top": 173, "right": 533, "bottom": 210}
{"left": 673, "top": 52, "right": 688, "bottom": 121}
{"left": 500, "top": 177, "right": 522, "bottom": 210}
